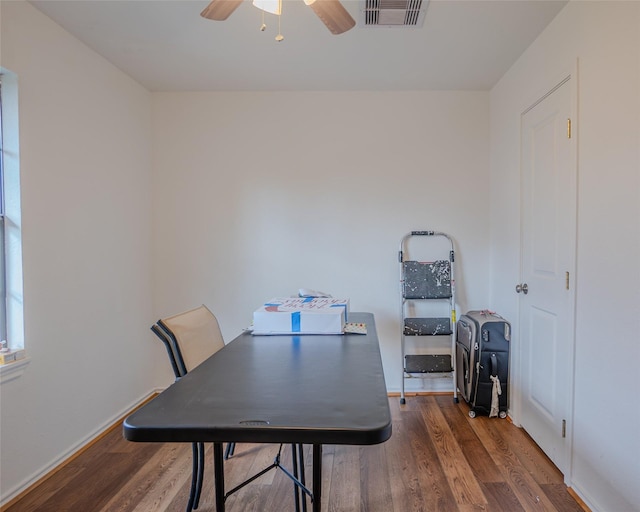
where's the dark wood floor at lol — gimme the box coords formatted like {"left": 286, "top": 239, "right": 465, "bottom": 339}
{"left": 4, "top": 395, "right": 587, "bottom": 512}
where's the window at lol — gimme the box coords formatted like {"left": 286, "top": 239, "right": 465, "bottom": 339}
{"left": 0, "top": 79, "right": 7, "bottom": 348}
{"left": 0, "top": 70, "right": 26, "bottom": 379}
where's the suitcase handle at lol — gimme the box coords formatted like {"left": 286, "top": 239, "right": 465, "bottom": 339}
{"left": 490, "top": 353, "right": 498, "bottom": 378}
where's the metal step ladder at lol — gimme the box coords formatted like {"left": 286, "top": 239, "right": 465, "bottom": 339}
{"left": 399, "top": 231, "right": 458, "bottom": 404}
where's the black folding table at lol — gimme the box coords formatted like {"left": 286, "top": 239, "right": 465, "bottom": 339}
{"left": 123, "top": 312, "right": 392, "bottom": 511}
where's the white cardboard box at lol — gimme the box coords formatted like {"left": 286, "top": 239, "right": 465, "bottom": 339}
{"left": 252, "top": 297, "right": 350, "bottom": 335}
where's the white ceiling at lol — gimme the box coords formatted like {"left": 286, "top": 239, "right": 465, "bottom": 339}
{"left": 28, "top": 0, "right": 568, "bottom": 92}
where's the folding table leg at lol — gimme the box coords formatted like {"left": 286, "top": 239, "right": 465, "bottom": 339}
{"left": 312, "top": 444, "right": 322, "bottom": 512}
{"left": 291, "top": 444, "right": 301, "bottom": 512}
{"left": 213, "top": 443, "right": 225, "bottom": 512}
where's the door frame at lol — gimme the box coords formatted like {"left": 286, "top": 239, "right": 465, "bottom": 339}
{"left": 514, "top": 61, "right": 579, "bottom": 484}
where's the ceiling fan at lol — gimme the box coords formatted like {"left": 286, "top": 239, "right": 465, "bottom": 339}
{"left": 200, "top": 0, "right": 356, "bottom": 35}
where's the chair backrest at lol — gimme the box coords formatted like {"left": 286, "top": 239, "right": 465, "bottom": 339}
{"left": 157, "top": 305, "right": 225, "bottom": 376}
{"left": 151, "top": 324, "right": 183, "bottom": 379}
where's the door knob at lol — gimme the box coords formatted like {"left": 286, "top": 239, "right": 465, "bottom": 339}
{"left": 515, "top": 283, "right": 529, "bottom": 294}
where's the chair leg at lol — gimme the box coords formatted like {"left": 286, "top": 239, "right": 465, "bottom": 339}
{"left": 225, "top": 442, "right": 235, "bottom": 459}
{"left": 186, "top": 443, "right": 199, "bottom": 512}
{"left": 193, "top": 442, "right": 205, "bottom": 509}
{"left": 297, "top": 444, "right": 307, "bottom": 512}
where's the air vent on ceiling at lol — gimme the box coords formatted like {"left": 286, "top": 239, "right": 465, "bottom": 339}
{"left": 362, "top": 0, "right": 429, "bottom": 28}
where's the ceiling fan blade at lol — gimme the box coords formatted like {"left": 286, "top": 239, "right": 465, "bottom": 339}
{"left": 200, "top": 0, "right": 244, "bottom": 21}
{"left": 305, "top": 0, "right": 356, "bottom": 35}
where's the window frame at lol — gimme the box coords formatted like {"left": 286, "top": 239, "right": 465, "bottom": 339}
{"left": 0, "top": 78, "right": 7, "bottom": 347}
{"left": 0, "top": 69, "right": 27, "bottom": 381}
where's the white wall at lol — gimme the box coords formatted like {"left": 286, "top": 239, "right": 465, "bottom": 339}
{"left": 151, "top": 90, "right": 491, "bottom": 393}
{"left": 489, "top": 2, "right": 640, "bottom": 510}
{"left": 0, "top": 1, "right": 157, "bottom": 503}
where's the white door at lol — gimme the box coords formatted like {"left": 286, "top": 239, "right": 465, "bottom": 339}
{"left": 519, "top": 76, "right": 576, "bottom": 475}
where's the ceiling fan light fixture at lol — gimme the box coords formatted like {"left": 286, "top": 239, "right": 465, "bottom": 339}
{"left": 200, "top": 0, "right": 355, "bottom": 37}
{"left": 253, "top": 0, "right": 282, "bottom": 16}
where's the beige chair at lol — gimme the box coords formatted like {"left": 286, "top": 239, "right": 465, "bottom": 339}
{"left": 152, "top": 305, "right": 231, "bottom": 512}
{"left": 158, "top": 304, "right": 225, "bottom": 375}
{"left": 153, "top": 305, "right": 308, "bottom": 512}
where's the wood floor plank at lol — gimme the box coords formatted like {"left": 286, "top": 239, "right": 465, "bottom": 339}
{"left": 59, "top": 443, "right": 161, "bottom": 512}
{"left": 226, "top": 442, "right": 278, "bottom": 489}
{"left": 320, "top": 444, "right": 335, "bottom": 512}
{"left": 466, "top": 413, "right": 559, "bottom": 511}
{"left": 497, "top": 421, "right": 564, "bottom": 485}
{"left": 225, "top": 486, "right": 263, "bottom": 512}
{"left": 129, "top": 444, "right": 192, "bottom": 512}
{"left": 540, "top": 484, "right": 586, "bottom": 512}
{"left": 480, "top": 481, "right": 526, "bottom": 512}
{"left": 360, "top": 444, "right": 393, "bottom": 512}
{"left": 1, "top": 464, "right": 86, "bottom": 512}
{"left": 421, "top": 396, "right": 489, "bottom": 509}
{"left": 385, "top": 410, "right": 431, "bottom": 511}
{"left": 99, "top": 443, "right": 188, "bottom": 512}
{"left": 101, "top": 426, "right": 143, "bottom": 455}
{"left": 327, "top": 444, "right": 360, "bottom": 512}
{"left": 257, "top": 445, "right": 307, "bottom": 512}
{"left": 3, "top": 396, "right": 587, "bottom": 512}
{"left": 435, "top": 394, "right": 505, "bottom": 484}
{"left": 401, "top": 405, "right": 458, "bottom": 511}
{"left": 241, "top": 443, "right": 281, "bottom": 485}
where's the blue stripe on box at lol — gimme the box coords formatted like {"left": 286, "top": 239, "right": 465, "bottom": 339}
{"left": 291, "top": 312, "right": 301, "bottom": 332}
{"left": 302, "top": 297, "right": 313, "bottom": 303}
{"left": 330, "top": 304, "right": 348, "bottom": 321}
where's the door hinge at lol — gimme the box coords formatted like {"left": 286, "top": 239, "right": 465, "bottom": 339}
{"left": 565, "top": 271, "right": 570, "bottom": 290}
{"left": 567, "top": 118, "right": 572, "bottom": 139}
{"left": 562, "top": 419, "right": 567, "bottom": 438}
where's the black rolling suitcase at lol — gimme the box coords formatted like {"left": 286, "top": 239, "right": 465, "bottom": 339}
{"left": 456, "top": 310, "right": 510, "bottom": 418}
